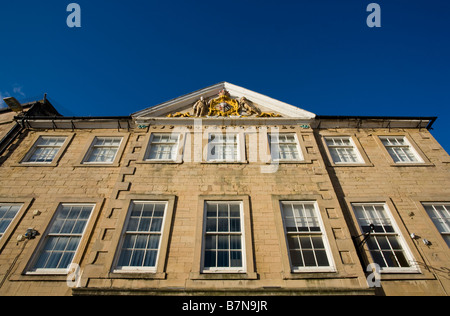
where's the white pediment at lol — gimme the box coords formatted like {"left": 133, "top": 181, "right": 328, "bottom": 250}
{"left": 132, "top": 82, "right": 316, "bottom": 119}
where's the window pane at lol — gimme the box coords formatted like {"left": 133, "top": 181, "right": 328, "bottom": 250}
{"left": 325, "top": 137, "right": 361, "bottom": 164}
{"left": 130, "top": 250, "right": 145, "bottom": 266}
{"left": 204, "top": 251, "right": 216, "bottom": 268}
{"left": 230, "top": 235, "right": 242, "bottom": 250}
{"left": 148, "top": 235, "right": 160, "bottom": 249}
{"left": 423, "top": 203, "right": 450, "bottom": 247}
{"left": 135, "top": 235, "right": 148, "bottom": 249}
{"left": 205, "top": 235, "right": 216, "bottom": 250}
{"left": 217, "top": 251, "right": 229, "bottom": 267}
{"left": 203, "top": 201, "right": 243, "bottom": 270}
{"left": 0, "top": 204, "right": 21, "bottom": 236}
{"left": 303, "top": 250, "right": 316, "bottom": 267}
{"left": 208, "top": 134, "right": 238, "bottom": 161}
{"left": 34, "top": 250, "right": 51, "bottom": 269}
{"left": 153, "top": 204, "right": 165, "bottom": 217}
{"left": 66, "top": 237, "right": 80, "bottom": 251}
{"left": 352, "top": 203, "right": 412, "bottom": 269}
{"left": 229, "top": 204, "right": 240, "bottom": 217}
{"left": 115, "top": 202, "right": 167, "bottom": 269}
{"left": 60, "top": 220, "right": 76, "bottom": 234}
{"left": 218, "top": 218, "right": 229, "bottom": 232}
{"left": 144, "top": 250, "right": 158, "bottom": 267}
{"left": 218, "top": 235, "right": 229, "bottom": 249}
{"left": 230, "top": 218, "right": 241, "bottom": 232}
{"left": 218, "top": 204, "right": 228, "bottom": 217}
{"left": 138, "top": 218, "right": 151, "bottom": 232}
{"left": 282, "top": 202, "right": 332, "bottom": 270}
{"left": 395, "top": 251, "right": 410, "bottom": 268}
{"left": 270, "top": 133, "right": 301, "bottom": 161}
{"left": 283, "top": 202, "right": 321, "bottom": 233}
{"left": 32, "top": 205, "right": 93, "bottom": 271}
{"left": 315, "top": 250, "right": 330, "bottom": 267}
{"left": 118, "top": 249, "right": 132, "bottom": 267}
{"left": 127, "top": 217, "right": 139, "bottom": 232}
{"left": 381, "top": 136, "right": 420, "bottom": 163}
{"left": 424, "top": 204, "right": 450, "bottom": 233}
{"left": 311, "top": 236, "right": 324, "bottom": 249}
{"left": 206, "top": 203, "right": 217, "bottom": 217}
{"left": 26, "top": 136, "right": 66, "bottom": 163}
{"left": 230, "top": 251, "right": 242, "bottom": 267}
{"left": 147, "top": 134, "right": 179, "bottom": 160}
{"left": 299, "top": 236, "right": 312, "bottom": 249}
{"left": 87, "top": 147, "right": 117, "bottom": 163}
{"left": 150, "top": 217, "right": 162, "bottom": 232}
{"left": 46, "top": 251, "right": 63, "bottom": 269}
{"left": 0, "top": 221, "right": 10, "bottom": 235}
{"left": 59, "top": 252, "right": 75, "bottom": 270}
{"left": 370, "top": 250, "right": 386, "bottom": 268}
{"left": 141, "top": 203, "right": 154, "bottom": 217}
{"left": 148, "top": 144, "right": 177, "bottom": 160}
{"left": 288, "top": 236, "right": 300, "bottom": 250}
{"left": 290, "top": 250, "right": 303, "bottom": 267}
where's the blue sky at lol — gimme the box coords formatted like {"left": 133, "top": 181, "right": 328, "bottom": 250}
{"left": 0, "top": 1, "right": 449, "bottom": 152}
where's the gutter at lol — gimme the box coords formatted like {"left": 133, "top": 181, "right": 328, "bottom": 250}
{"left": 315, "top": 115, "right": 438, "bottom": 130}
{"left": 15, "top": 115, "right": 133, "bottom": 131}
{"left": 14, "top": 116, "right": 132, "bottom": 121}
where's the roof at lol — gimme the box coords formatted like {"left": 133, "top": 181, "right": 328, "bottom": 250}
{"left": 132, "top": 82, "right": 316, "bottom": 119}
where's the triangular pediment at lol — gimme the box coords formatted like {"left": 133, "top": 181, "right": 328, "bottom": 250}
{"left": 132, "top": 82, "right": 315, "bottom": 119}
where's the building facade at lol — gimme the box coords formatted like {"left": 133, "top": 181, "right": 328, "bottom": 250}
{"left": 0, "top": 82, "right": 448, "bottom": 296}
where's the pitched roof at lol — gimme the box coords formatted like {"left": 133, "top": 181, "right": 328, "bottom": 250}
{"left": 132, "top": 82, "right": 316, "bottom": 119}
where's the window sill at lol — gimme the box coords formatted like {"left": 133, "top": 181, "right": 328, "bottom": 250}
{"left": 378, "top": 271, "right": 431, "bottom": 281}
{"left": 136, "top": 160, "right": 182, "bottom": 164}
{"left": 25, "top": 270, "right": 68, "bottom": 276}
{"left": 109, "top": 271, "right": 167, "bottom": 280}
{"left": 13, "top": 162, "right": 59, "bottom": 168}
{"left": 202, "top": 160, "right": 248, "bottom": 164}
{"left": 73, "top": 163, "right": 121, "bottom": 168}
{"left": 328, "top": 162, "right": 374, "bottom": 167}
{"left": 389, "top": 162, "right": 434, "bottom": 167}
{"left": 266, "top": 160, "right": 312, "bottom": 164}
{"left": 190, "top": 271, "right": 258, "bottom": 280}
{"left": 11, "top": 272, "right": 68, "bottom": 282}
{"left": 282, "top": 271, "right": 355, "bottom": 280}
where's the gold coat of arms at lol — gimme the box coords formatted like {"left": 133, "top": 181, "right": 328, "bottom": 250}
{"left": 208, "top": 89, "right": 240, "bottom": 117}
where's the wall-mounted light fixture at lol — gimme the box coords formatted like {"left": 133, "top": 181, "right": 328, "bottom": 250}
{"left": 352, "top": 223, "right": 375, "bottom": 248}
{"left": 24, "top": 228, "right": 38, "bottom": 240}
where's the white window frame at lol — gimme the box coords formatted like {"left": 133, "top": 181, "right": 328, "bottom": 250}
{"left": 0, "top": 204, "right": 23, "bottom": 240}
{"left": 422, "top": 203, "right": 450, "bottom": 248}
{"left": 201, "top": 201, "right": 246, "bottom": 273}
{"left": 351, "top": 203, "right": 418, "bottom": 273}
{"left": 27, "top": 203, "right": 95, "bottom": 275}
{"left": 324, "top": 136, "right": 364, "bottom": 164}
{"left": 269, "top": 133, "right": 304, "bottom": 162}
{"left": 280, "top": 201, "right": 335, "bottom": 273}
{"left": 206, "top": 133, "right": 242, "bottom": 162}
{"left": 22, "top": 136, "right": 67, "bottom": 164}
{"left": 113, "top": 201, "right": 168, "bottom": 273}
{"left": 144, "top": 133, "right": 181, "bottom": 162}
{"left": 82, "top": 136, "right": 123, "bottom": 164}
{"left": 379, "top": 136, "right": 423, "bottom": 164}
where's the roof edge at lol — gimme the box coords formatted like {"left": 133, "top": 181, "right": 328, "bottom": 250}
{"left": 132, "top": 82, "right": 316, "bottom": 119}
{"left": 315, "top": 115, "right": 438, "bottom": 130}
